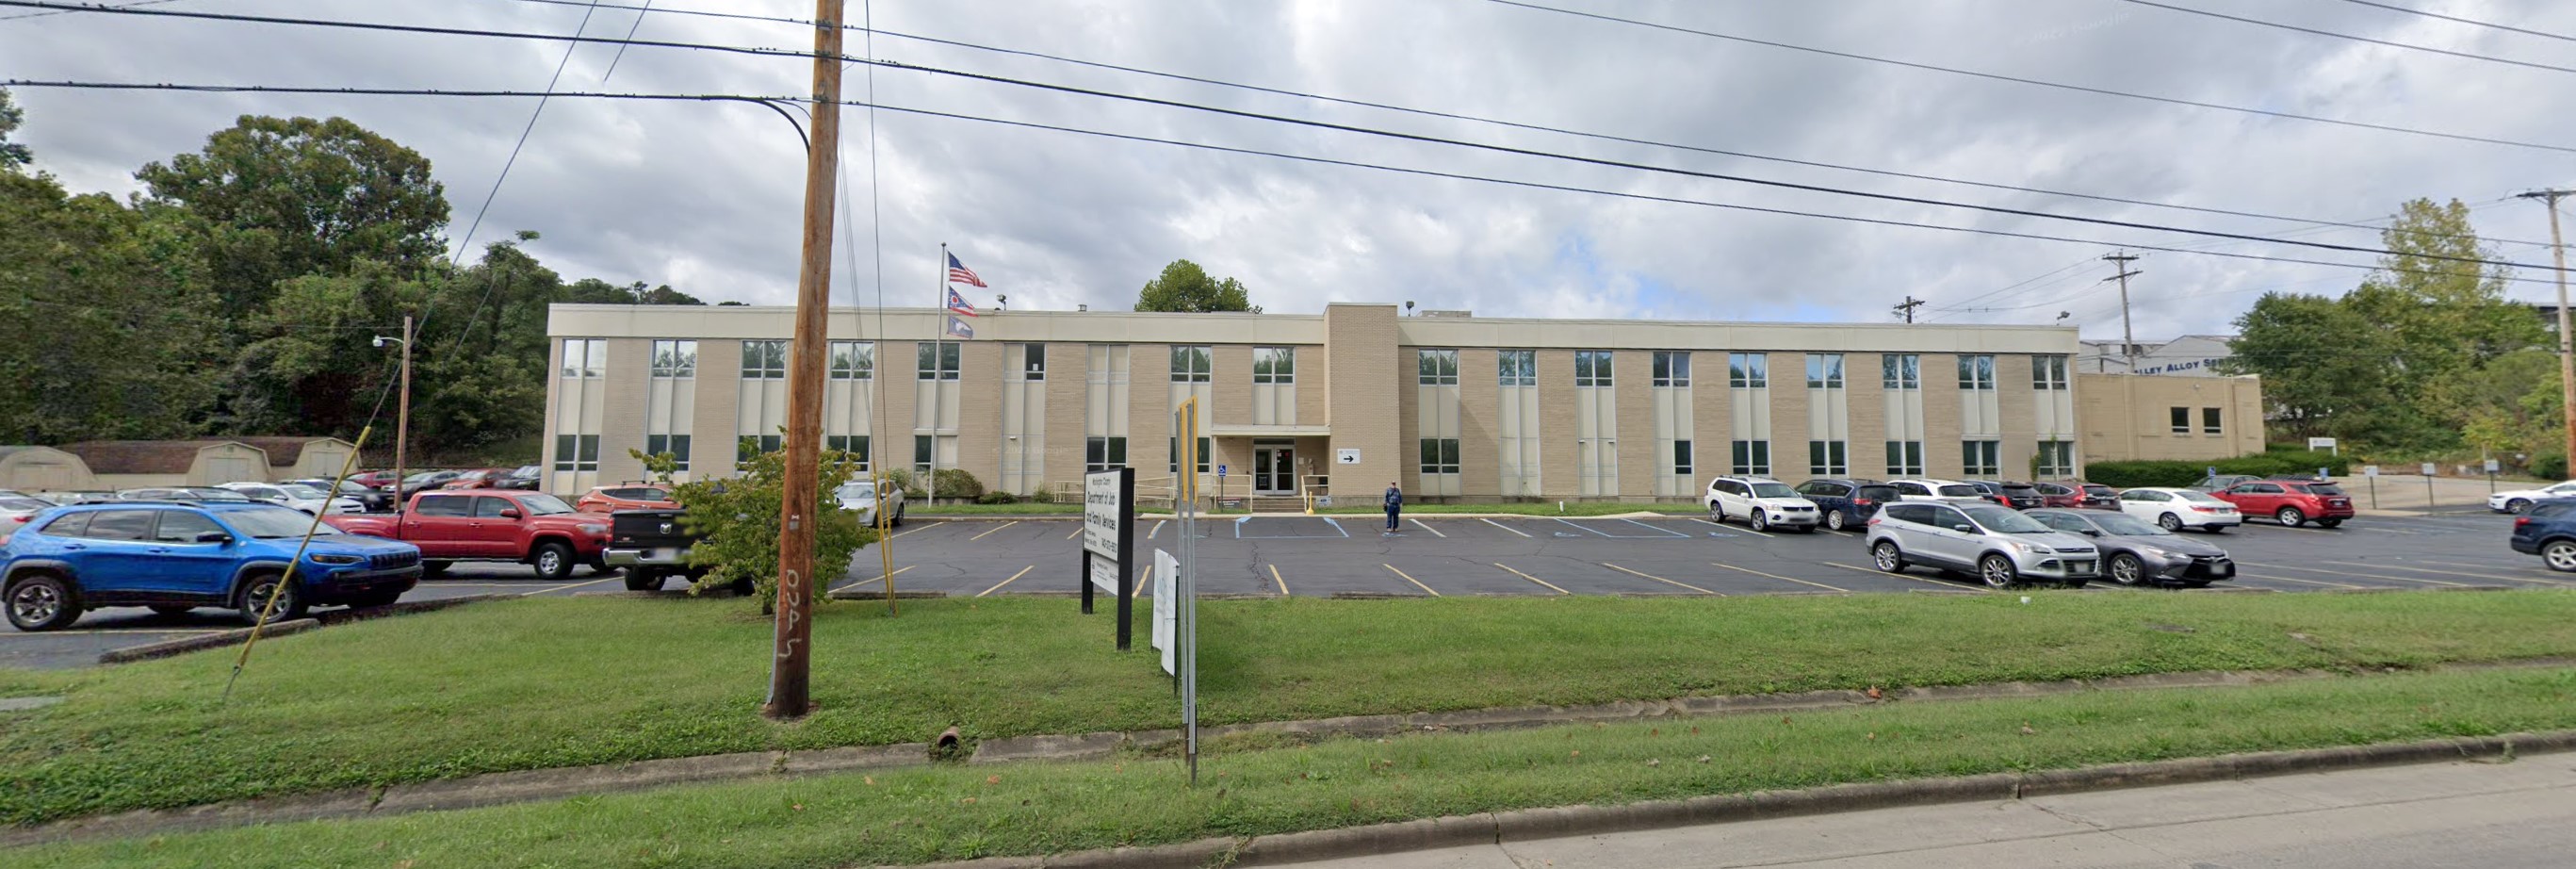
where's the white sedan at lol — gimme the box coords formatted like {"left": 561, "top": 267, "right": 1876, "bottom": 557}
{"left": 218, "top": 482, "right": 366, "bottom": 515}
{"left": 2115, "top": 486, "right": 2242, "bottom": 533}
{"left": 2490, "top": 481, "right": 2576, "bottom": 514}
{"left": 835, "top": 480, "right": 907, "bottom": 528}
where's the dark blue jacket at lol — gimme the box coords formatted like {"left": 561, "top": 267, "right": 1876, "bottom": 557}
{"left": 1383, "top": 487, "right": 1403, "bottom": 510}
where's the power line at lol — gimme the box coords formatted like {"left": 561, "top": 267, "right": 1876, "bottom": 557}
{"left": 0, "top": 0, "right": 171, "bottom": 22}
{"left": 1, "top": 2, "right": 2555, "bottom": 272}
{"left": 486, "top": 0, "right": 2551, "bottom": 249}
{"left": 13, "top": 78, "right": 2565, "bottom": 289}
{"left": 598, "top": 0, "right": 651, "bottom": 83}
{"left": 2331, "top": 0, "right": 2576, "bottom": 43}
{"left": 1477, "top": 0, "right": 2575, "bottom": 156}
{"left": 2121, "top": 0, "right": 2576, "bottom": 75}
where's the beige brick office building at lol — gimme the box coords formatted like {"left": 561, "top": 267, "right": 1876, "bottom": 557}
{"left": 543, "top": 303, "right": 2097, "bottom": 502}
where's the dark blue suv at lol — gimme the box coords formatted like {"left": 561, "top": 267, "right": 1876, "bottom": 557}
{"left": 2510, "top": 499, "right": 2576, "bottom": 573}
{"left": 2, "top": 502, "right": 422, "bottom": 631}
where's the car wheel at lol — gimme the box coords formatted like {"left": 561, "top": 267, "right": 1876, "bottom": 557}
{"left": 1826, "top": 509, "right": 1848, "bottom": 532}
{"left": 532, "top": 542, "right": 578, "bottom": 582}
{"left": 421, "top": 560, "right": 450, "bottom": 578}
{"left": 2545, "top": 541, "right": 2576, "bottom": 573}
{"left": 2158, "top": 513, "right": 2184, "bottom": 532}
{"left": 147, "top": 604, "right": 195, "bottom": 616}
{"left": 2108, "top": 553, "right": 2146, "bottom": 587}
{"left": 892, "top": 505, "right": 905, "bottom": 528}
{"left": 1707, "top": 502, "right": 1724, "bottom": 523}
{"left": 5, "top": 574, "right": 82, "bottom": 631}
{"left": 1871, "top": 540, "right": 1906, "bottom": 573}
{"left": 728, "top": 576, "right": 757, "bottom": 596}
{"left": 1979, "top": 554, "right": 2019, "bottom": 589}
{"left": 236, "top": 573, "right": 305, "bottom": 627}
{"left": 1749, "top": 511, "right": 1769, "bottom": 533}
{"left": 625, "top": 568, "right": 664, "bottom": 592}
{"left": 2316, "top": 518, "right": 2342, "bottom": 529}
{"left": 2275, "top": 506, "right": 2307, "bottom": 527}
{"left": 2507, "top": 499, "right": 2533, "bottom": 515}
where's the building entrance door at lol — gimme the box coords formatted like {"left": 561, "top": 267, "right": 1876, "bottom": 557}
{"left": 1254, "top": 444, "right": 1296, "bottom": 495}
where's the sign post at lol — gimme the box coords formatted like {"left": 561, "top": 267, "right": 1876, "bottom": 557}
{"left": 2308, "top": 436, "right": 2338, "bottom": 456}
{"left": 2362, "top": 465, "right": 2379, "bottom": 509}
{"left": 2486, "top": 457, "right": 2502, "bottom": 494}
{"left": 1081, "top": 467, "right": 1135, "bottom": 649}
{"left": 1173, "top": 400, "right": 1202, "bottom": 785}
{"left": 2421, "top": 463, "right": 2438, "bottom": 509}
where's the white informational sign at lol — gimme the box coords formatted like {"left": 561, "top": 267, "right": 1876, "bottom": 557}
{"left": 2308, "top": 436, "right": 2338, "bottom": 452}
{"left": 2486, "top": 458, "right": 2503, "bottom": 473}
{"left": 1087, "top": 556, "right": 1120, "bottom": 595}
{"left": 2421, "top": 463, "right": 2438, "bottom": 476}
{"left": 1152, "top": 549, "right": 1178, "bottom": 675}
{"left": 1084, "top": 469, "right": 1125, "bottom": 561}
{"left": 1336, "top": 449, "right": 1361, "bottom": 465}
{"left": 2363, "top": 466, "right": 2380, "bottom": 477}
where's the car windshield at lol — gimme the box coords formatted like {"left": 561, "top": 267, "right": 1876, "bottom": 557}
{"left": 837, "top": 483, "right": 876, "bottom": 499}
{"left": 2296, "top": 484, "right": 2347, "bottom": 496}
{"left": 1937, "top": 484, "right": 1982, "bottom": 497}
{"left": 2177, "top": 490, "right": 2231, "bottom": 505}
{"left": 278, "top": 484, "right": 328, "bottom": 500}
{"left": 2091, "top": 513, "right": 2171, "bottom": 535}
{"left": 1748, "top": 483, "right": 1797, "bottom": 498}
{"left": 0, "top": 497, "right": 49, "bottom": 511}
{"left": 220, "top": 505, "right": 345, "bottom": 538}
{"left": 1965, "top": 506, "right": 2052, "bottom": 533}
{"left": 514, "top": 466, "right": 539, "bottom": 475}
{"left": 515, "top": 494, "right": 577, "bottom": 516}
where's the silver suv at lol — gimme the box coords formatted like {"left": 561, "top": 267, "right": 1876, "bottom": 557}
{"left": 1865, "top": 500, "right": 2099, "bottom": 588}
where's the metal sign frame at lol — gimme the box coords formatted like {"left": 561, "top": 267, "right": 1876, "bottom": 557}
{"left": 1079, "top": 467, "right": 1135, "bottom": 649}
{"left": 1172, "top": 399, "right": 1202, "bottom": 785}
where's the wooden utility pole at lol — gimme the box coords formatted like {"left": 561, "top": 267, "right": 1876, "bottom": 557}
{"left": 1892, "top": 295, "right": 1925, "bottom": 323}
{"left": 393, "top": 315, "right": 413, "bottom": 507}
{"left": 2522, "top": 190, "right": 2576, "bottom": 469}
{"left": 767, "top": 0, "right": 845, "bottom": 720}
{"left": 2101, "top": 253, "right": 2142, "bottom": 373}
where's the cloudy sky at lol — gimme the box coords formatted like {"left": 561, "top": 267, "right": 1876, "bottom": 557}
{"left": 8, "top": 0, "right": 2576, "bottom": 341}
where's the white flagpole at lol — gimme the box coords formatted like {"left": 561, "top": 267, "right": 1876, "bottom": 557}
{"left": 933, "top": 242, "right": 947, "bottom": 498}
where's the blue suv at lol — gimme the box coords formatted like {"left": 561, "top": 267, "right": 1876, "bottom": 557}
{"left": 2510, "top": 499, "right": 2576, "bottom": 573}
{"left": 2, "top": 501, "right": 422, "bottom": 631}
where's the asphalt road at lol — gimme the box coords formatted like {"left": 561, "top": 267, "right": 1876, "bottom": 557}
{"left": 5, "top": 508, "right": 2560, "bottom": 668}
{"left": 1270, "top": 755, "right": 2576, "bottom": 868}
{"left": 833, "top": 510, "right": 2567, "bottom": 599}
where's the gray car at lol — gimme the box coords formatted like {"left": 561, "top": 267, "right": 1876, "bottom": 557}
{"left": 2025, "top": 508, "right": 2236, "bottom": 588}
{"left": 1865, "top": 501, "right": 2099, "bottom": 588}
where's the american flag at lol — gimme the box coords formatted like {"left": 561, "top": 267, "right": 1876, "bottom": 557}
{"left": 945, "top": 253, "right": 987, "bottom": 287}
{"left": 946, "top": 287, "right": 979, "bottom": 318}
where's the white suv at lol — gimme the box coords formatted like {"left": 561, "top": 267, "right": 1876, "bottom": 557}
{"left": 1704, "top": 476, "right": 1820, "bottom": 533}
{"left": 1866, "top": 501, "right": 2099, "bottom": 588}
{"left": 1883, "top": 478, "right": 1990, "bottom": 505}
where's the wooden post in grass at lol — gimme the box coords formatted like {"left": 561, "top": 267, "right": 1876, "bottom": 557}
{"left": 766, "top": 0, "right": 845, "bottom": 721}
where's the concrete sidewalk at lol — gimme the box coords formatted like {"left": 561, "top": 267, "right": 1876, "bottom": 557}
{"left": 1272, "top": 757, "right": 2576, "bottom": 868}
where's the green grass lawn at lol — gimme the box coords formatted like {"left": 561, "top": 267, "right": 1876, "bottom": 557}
{"left": 8, "top": 591, "right": 2576, "bottom": 824}
{"left": 1315, "top": 501, "right": 1703, "bottom": 516}
{"left": 18, "top": 665, "right": 2575, "bottom": 868}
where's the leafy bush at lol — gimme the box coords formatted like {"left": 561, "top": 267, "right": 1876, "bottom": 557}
{"left": 880, "top": 467, "right": 926, "bottom": 499}
{"left": 2537, "top": 453, "right": 2568, "bottom": 481}
{"left": 976, "top": 491, "right": 1020, "bottom": 505}
{"left": 632, "top": 447, "right": 873, "bottom": 608}
{"left": 931, "top": 467, "right": 985, "bottom": 500}
{"left": 2082, "top": 450, "right": 2350, "bottom": 489}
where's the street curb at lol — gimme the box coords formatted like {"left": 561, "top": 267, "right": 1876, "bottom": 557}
{"left": 889, "top": 732, "right": 2576, "bottom": 869}
{"left": 93, "top": 595, "right": 515, "bottom": 665}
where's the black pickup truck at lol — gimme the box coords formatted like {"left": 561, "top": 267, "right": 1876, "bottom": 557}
{"left": 604, "top": 508, "right": 705, "bottom": 591}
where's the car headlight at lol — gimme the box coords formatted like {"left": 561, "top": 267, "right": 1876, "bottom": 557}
{"left": 2134, "top": 547, "right": 2172, "bottom": 561}
{"left": 2001, "top": 539, "right": 2035, "bottom": 553}
{"left": 309, "top": 553, "right": 362, "bottom": 566}
{"left": 579, "top": 523, "right": 609, "bottom": 535}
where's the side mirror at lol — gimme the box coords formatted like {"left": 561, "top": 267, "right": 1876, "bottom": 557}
{"left": 1950, "top": 524, "right": 1975, "bottom": 533}
{"left": 499, "top": 508, "right": 522, "bottom": 519}
{"left": 2082, "top": 529, "right": 2101, "bottom": 537}
{"left": 195, "top": 531, "right": 233, "bottom": 545}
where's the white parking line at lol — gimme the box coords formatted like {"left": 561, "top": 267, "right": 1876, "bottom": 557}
{"left": 2318, "top": 560, "right": 2575, "bottom": 587}
{"left": 1692, "top": 516, "right": 1772, "bottom": 538}
{"left": 1480, "top": 517, "right": 1533, "bottom": 538}
{"left": 835, "top": 565, "right": 917, "bottom": 593}
{"left": 519, "top": 575, "right": 624, "bottom": 597}
{"left": 1149, "top": 520, "right": 1166, "bottom": 540}
{"left": 1409, "top": 518, "right": 1447, "bottom": 537}
{"left": 2239, "top": 562, "right": 2470, "bottom": 588}
{"left": 1707, "top": 562, "right": 1848, "bottom": 593}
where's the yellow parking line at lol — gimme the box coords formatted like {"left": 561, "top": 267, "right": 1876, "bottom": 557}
{"left": 976, "top": 565, "right": 1036, "bottom": 598}
{"left": 1269, "top": 564, "right": 1289, "bottom": 596}
{"left": 2244, "top": 562, "right": 2470, "bottom": 587}
{"left": 1479, "top": 518, "right": 1532, "bottom": 538}
{"left": 837, "top": 564, "right": 916, "bottom": 592}
{"left": 1707, "top": 562, "right": 1848, "bottom": 593}
{"left": 1065, "top": 525, "right": 1083, "bottom": 540}
{"left": 888, "top": 525, "right": 929, "bottom": 539}
{"left": 1597, "top": 562, "right": 1720, "bottom": 595}
{"left": 1819, "top": 561, "right": 1986, "bottom": 592}
{"left": 1381, "top": 564, "right": 1441, "bottom": 597}
{"left": 968, "top": 520, "right": 1019, "bottom": 541}
{"left": 2318, "top": 560, "right": 2576, "bottom": 587}
{"left": 2421, "top": 559, "right": 2576, "bottom": 581}
{"left": 1492, "top": 563, "right": 1572, "bottom": 595}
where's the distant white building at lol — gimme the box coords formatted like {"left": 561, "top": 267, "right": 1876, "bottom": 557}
{"left": 2078, "top": 335, "right": 2235, "bottom": 377}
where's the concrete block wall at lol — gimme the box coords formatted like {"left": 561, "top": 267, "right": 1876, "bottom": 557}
{"left": 1921, "top": 354, "right": 1964, "bottom": 480}
{"left": 596, "top": 338, "right": 652, "bottom": 484}
{"left": 1456, "top": 348, "right": 1501, "bottom": 499}
{"left": 1615, "top": 351, "right": 1655, "bottom": 497}
{"left": 1767, "top": 353, "right": 1809, "bottom": 481}
{"left": 1846, "top": 354, "right": 1886, "bottom": 478}
{"left": 1043, "top": 343, "right": 1085, "bottom": 499}
{"left": 1997, "top": 354, "right": 2040, "bottom": 480}
{"left": 1536, "top": 349, "right": 1579, "bottom": 499}
{"left": 1323, "top": 304, "right": 1402, "bottom": 500}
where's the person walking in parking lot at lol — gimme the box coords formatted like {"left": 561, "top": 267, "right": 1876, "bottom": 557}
{"left": 1383, "top": 481, "right": 1404, "bottom": 534}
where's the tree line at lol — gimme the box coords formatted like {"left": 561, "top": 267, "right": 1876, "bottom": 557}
{"left": 0, "top": 90, "right": 701, "bottom": 457}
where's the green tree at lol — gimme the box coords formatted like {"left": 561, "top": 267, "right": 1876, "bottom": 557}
{"left": 635, "top": 446, "right": 874, "bottom": 610}
{"left": 2219, "top": 292, "right": 2391, "bottom": 440}
{"left": 0, "top": 87, "right": 31, "bottom": 172}
{"left": 562, "top": 277, "right": 705, "bottom": 306}
{"left": 0, "top": 172, "right": 216, "bottom": 442}
{"left": 1135, "top": 258, "right": 1260, "bottom": 313}
{"left": 2342, "top": 198, "right": 2542, "bottom": 402}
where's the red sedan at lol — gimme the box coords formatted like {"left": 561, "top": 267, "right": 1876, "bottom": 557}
{"left": 2209, "top": 480, "right": 2355, "bottom": 529}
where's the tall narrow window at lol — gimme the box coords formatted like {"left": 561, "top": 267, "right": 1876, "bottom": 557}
{"left": 552, "top": 434, "right": 599, "bottom": 471}
{"left": 1020, "top": 343, "right": 1045, "bottom": 381}
{"left": 1673, "top": 440, "right": 1694, "bottom": 478}
{"left": 1498, "top": 350, "right": 1538, "bottom": 386}
{"left": 1086, "top": 436, "right": 1128, "bottom": 471}
{"left": 1168, "top": 436, "right": 1210, "bottom": 473}
{"left": 826, "top": 434, "right": 871, "bottom": 469}
{"left": 1809, "top": 441, "right": 1847, "bottom": 476}
{"left": 650, "top": 340, "right": 695, "bottom": 378}
{"left": 1962, "top": 440, "right": 2000, "bottom": 477}
{"left": 1728, "top": 353, "right": 1768, "bottom": 388}
{"left": 1885, "top": 441, "right": 1925, "bottom": 476}
{"left": 741, "top": 340, "right": 787, "bottom": 379}
{"left": 1652, "top": 351, "right": 1690, "bottom": 386}
{"left": 1574, "top": 350, "right": 1614, "bottom": 386}
{"left": 1169, "top": 345, "right": 1212, "bottom": 383}
{"left": 915, "top": 434, "right": 935, "bottom": 474}
{"left": 1252, "top": 347, "right": 1295, "bottom": 384}
{"left": 828, "top": 341, "right": 873, "bottom": 380}
{"left": 1805, "top": 353, "right": 1845, "bottom": 388}
{"left": 1417, "top": 349, "right": 1459, "bottom": 385}
{"left": 1957, "top": 354, "right": 1997, "bottom": 390}
{"left": 2032, "top": 354, "right": 2069, "bottom": 390}
{"left": 2035, "top": 440, "right": 2074, "bottom": 478}
{"left": 1730, "top": 440, "right": 1770, "bottom": 475}
{"left": 1883, "top": 353, "right": 1920, "bottom": 389}
{"left": 561, "top": 338, "right": 606, "bottom": 378}
{"left": 1418, "top": 438, "right": 1460, "bottom": 475}
{"left": 646, "top": 339, "right": 694, "bottom": 472}
{"left": 915, "top": 342, "right": 960, "bottom": 381}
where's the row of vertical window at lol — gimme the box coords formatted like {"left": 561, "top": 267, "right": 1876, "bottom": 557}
{"left": 1397, "top": 439, "right": 2077, "bottom": 479}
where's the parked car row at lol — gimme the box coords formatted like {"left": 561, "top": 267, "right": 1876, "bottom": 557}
{"left": 3, "top": 500, "right": 422, "bottom": 631}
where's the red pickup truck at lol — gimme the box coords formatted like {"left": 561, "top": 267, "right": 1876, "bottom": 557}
{"left": 323, "top": 489, "right": 613, "bottom": 580}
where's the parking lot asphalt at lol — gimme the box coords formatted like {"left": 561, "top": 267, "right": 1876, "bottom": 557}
{"left": 7, "top": 510, "right": 2565, "bottom": 669}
